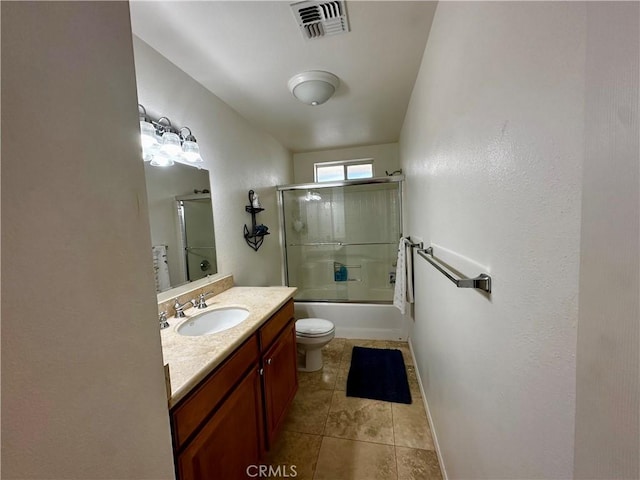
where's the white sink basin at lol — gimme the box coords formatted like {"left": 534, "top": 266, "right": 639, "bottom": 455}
{"left": 177, "top": 307, "right": 250, "bottom": 337}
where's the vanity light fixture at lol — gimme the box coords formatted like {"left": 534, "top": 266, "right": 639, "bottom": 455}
{"left": 288, "top": 71, "right": 340, "bottom": 106}
{"left": 139, "top": 105, "right": 158, "bottom": 162}
{"left": 137, "top": 104, "right": 204, "bottom": 167}
{"left": 150, "top": 149, "right": 174, "bottom": 167}
{"left": 180, "top": 127, "right": 203, "bottom": 163}
{"left": 158, "top": 117, "right": 182, "bottom": 156}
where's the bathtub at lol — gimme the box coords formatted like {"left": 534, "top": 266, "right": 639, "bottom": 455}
{"left": 294, "top": 301, "right": 410, "bottom": 341}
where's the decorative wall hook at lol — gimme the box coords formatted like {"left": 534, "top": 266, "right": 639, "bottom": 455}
{"left": 244, "top": 190, "right": 269, "bottom": 251}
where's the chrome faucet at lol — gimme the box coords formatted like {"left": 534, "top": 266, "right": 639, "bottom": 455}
{"left": 159, "top": 311, "right": 170, "bottom": 330}
{"left": 173, "top": 298, "right": 195, "bottom": 318}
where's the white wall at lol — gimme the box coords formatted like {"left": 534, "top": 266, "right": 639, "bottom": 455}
{"left": 1, "top": 3, "right": 175, "bottom": 478}
{"left": 573, "top": 3, "right": 639, "bottom": 478}
{"left": 400, "top": 3, "right": 586, "bottom": 478}
{"left": 133, "top": 38, "right": 292, "bottom": 287}
{"left": 293, "top": 143, "right": 399, "bottom": 183}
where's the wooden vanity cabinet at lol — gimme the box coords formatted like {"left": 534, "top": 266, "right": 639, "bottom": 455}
{"left": 177, "top": 367, "right": 264, "bottom": 480}
{"left": 171, "top": 298, "right": 298, "bottom": 480}
{"left": 260, "top": 304, "right": 298, "bottom": 447}
{"left": 171, "top": 336, "right": 260, "bottom": 450}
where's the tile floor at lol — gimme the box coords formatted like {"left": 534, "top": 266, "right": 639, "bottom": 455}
{"left": 266, "top": 338, "right": 443, "bottom": 480}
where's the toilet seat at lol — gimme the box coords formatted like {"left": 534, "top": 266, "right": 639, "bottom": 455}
{"left": 296, "top": 318, "right": 335, "bottom": 338}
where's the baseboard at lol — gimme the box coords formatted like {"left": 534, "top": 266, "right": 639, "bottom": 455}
{"left": 408, "top": 339, "right": 448, "bottom": 480}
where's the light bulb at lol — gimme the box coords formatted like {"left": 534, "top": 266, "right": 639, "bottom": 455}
{"left": 140, "top": 120, "right": 158, "bottom": 149}
{"left": 150, "top": 150, "right": 174, "bottom": 167}
{"left": 161, "top": 131, "right": 182, "bottom": 156}
{"left": 182, "top": 140, "right": 203, "bottom": 163}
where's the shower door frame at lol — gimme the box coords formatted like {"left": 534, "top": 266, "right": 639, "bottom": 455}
{"left": 175, "top": 193, "right": 217, "bottom": 285}
{"left": 276, "top": 175, "right": 404, "bottom": 303}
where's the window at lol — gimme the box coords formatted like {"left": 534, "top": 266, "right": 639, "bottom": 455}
{"left": 314, "top": 159, "right": 374, "bottom": 182}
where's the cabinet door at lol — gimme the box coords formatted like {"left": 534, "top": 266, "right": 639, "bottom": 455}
{"left": 262, "top": 320, "right": 298, "bottom": 446}
{"left": 178, "top": 367, "right": 264, "bottom": 480}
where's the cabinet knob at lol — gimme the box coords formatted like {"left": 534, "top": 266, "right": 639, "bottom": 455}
{"left": 259, "top": 368, "right": 264, "bottom": 376}
{"left": 267, "top": 358, "right": 272, "bottom": 365}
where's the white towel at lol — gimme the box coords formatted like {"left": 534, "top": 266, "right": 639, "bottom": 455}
{"left": 152, "top": 245, "right": 171, "bottom": 292}
{"left": 406, "top": 240, "right": 415, "bottom": 304}
{"left": 393, "top": 238, "right": 414, "bottom": 314}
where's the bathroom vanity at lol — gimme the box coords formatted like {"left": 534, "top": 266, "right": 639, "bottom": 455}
{"left": 159, "top": 286, "right": 298, "bottom": 480}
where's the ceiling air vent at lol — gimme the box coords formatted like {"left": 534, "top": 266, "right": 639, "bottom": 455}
{"left": 290, "top": 0, "right": 350, "bottom": 40}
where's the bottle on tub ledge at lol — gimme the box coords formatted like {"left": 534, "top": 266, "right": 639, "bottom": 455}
{"left": 334, "top": 262, "right": 348, "bottom": 282}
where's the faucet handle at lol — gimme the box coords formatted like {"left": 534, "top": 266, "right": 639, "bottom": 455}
{"left": 159, "top": 311, "right": 170, "bottom": 330}
{"left": 194, "top": 292, "right": 209, "bottom": 309}
{"left": 191, "top": 295, "right": 204, "bottom": 309}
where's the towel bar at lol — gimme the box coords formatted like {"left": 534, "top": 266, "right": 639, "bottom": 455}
{"left": 417, "top": 247, "right": 491, "bottom": 293}
{"left": 288, "top": 241, "right": 396, "bottom": 247}
{"left": 403, "top": 237, "right": 423, "bottom": 249}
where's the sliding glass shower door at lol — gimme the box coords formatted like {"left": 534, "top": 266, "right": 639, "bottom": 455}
{"left": 177, "top": 194, "right": 217, "bottom": 283}
{"left": 279, "top": 178, "right": 402, "bottom": 303}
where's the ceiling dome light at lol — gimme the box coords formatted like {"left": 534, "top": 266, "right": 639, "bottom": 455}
{"left": 288, "top": 71, "right": 340, "bottom": 106}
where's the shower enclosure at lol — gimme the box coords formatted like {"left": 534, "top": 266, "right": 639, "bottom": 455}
{"left": 176, "top": 193, "right": 217, "bottom": 283}
{"left": 278, "top": 176, "right": 403, "bottom": 303}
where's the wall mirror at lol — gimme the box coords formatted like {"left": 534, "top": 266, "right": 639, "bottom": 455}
{"left": 144, "top": 162, "right": 217, "bottom": 293}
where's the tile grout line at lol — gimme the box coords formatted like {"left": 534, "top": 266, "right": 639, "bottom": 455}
{"left": 313, "top": 340, "right": 346, "bottom": 480}
{"left": 320, "top": 380, "right": 337, "bottom": 438}
{"left": 391, "top": 398, "right": 399, "bottom": 479}
{"left": 310, "top": 431, "right": 323, "bottom": 480}
{"left": 320, "top": 432, "right": 397, "bottom": 447}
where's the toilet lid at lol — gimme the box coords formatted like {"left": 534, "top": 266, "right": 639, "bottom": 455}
{"left": 296, "top": 318, "right": 335, "bottom": 337}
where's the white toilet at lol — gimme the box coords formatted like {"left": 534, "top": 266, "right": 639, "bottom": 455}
{"left": 295, "top": 318, "right": 335, "bottom": 372}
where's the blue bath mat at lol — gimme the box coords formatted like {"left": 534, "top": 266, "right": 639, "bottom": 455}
{"left": 346, "top": 346, "right": 412, "bottom": 404}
